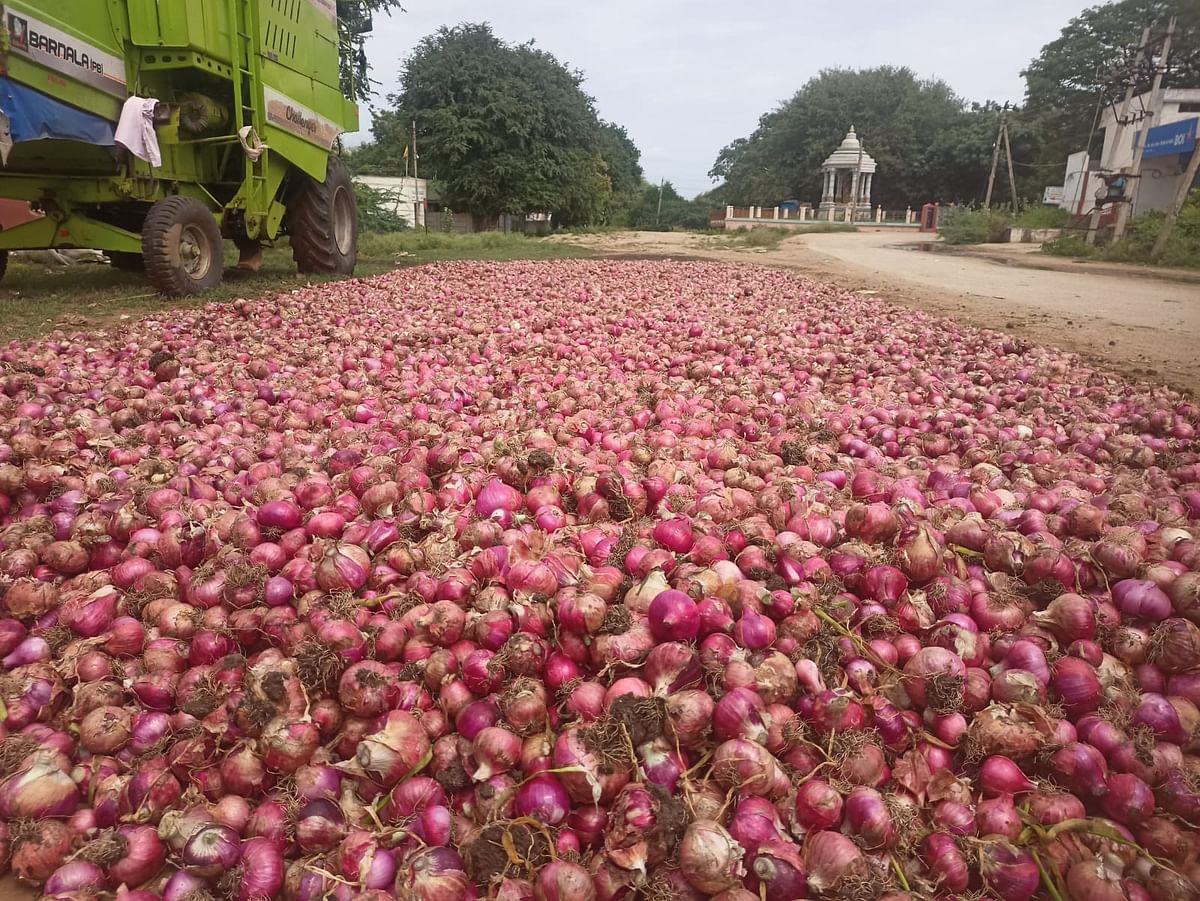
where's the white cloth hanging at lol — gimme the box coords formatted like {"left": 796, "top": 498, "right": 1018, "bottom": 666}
{"left": 238, "top": 126, "right": 267, "bottom": 162}
{"left": 115, "top": 96, "right": 162, "bottom": 167}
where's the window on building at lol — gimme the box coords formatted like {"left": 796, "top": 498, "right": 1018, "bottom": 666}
{"left": 1178, "top": 103, "right": 1200, "bottom": 113}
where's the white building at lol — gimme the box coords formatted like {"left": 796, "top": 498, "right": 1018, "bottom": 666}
{"left": 1053, "top": 87, "right": 1200, "bottom": 217}
{"left": 354, "top": 175, "right": 429, "bottom": 228}
{"left": 819, "top": 126, "right": 876, "bottom": 219}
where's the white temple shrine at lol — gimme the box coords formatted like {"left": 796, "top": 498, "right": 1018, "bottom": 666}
{"left": 818, "top": 126, "right": 876, "bottom": 219}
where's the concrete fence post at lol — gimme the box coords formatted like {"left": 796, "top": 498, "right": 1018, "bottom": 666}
{"left": 876, "top": 206, "right": 883, "bottom": 223}
{"left": 905, "top": 207, "right": 913, "bottom": 224}
{"left": 726, "top": 205, "right": 734, "bottom": 220}
{"left": 773, "top": 207, "right": 779, "bottom": 220}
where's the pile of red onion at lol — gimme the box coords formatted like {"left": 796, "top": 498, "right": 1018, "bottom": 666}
{"left": 0, "top": 259, "right": 1196, "bottom": 900}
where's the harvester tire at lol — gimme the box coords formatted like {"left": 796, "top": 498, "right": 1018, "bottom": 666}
{"left": 109, "top": 252, "right": 145, "bottom": 271}
{"left": 287, "top": 156, "right": 358, "bottom": 275}
{"left": 143, "top": 197, "right": 224, "bottom": 296}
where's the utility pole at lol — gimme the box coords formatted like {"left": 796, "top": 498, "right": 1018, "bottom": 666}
{"left": 1114, "top": 16, "right": 1175, "bottom": 240}
{"left": 411, "top": 120, "right": 422, "bottom": 232}
{"left": 1002, "top": 121, "right": 1019, "bottom": 209}
{"left": 984, "top": 108, "right": 1005, "bottom": 208}
{"left": 1087, "top": 25, "right": 1152, "bottom": 244}
{"left": 1150, "top": 141, "right": 1200, "bottom": 259}
{"left": 655, "top": 178, "right": 664, "bottom": 227}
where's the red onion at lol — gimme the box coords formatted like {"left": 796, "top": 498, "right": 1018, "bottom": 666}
{"left": 794, "top": 779, "right": 843, "bottom": 830}
{"left": 903, "top": 646, "right": 966, "bottom": 712}
{"left": 356, "top": 710, "right": 432, "bottom": 785}
{"left": 803, "top": 830, "right": 867, "bottom": 895}
{"left": 844, "top": 786, "right": 896, "bottom": 848}
{"left": 235, "top": 836, "right": 285, "bottom": 901}
{"left": 975, "top": 842, "right": 1040, "bottom": 901}
{"left": 922, "top": 832, "right": 969, "bottom": 891}
{"left": 976, "top": 793, "right": 1022, "bottom": 840}
{"left": 648, "top": 588, "right": 700, "bottom": 641}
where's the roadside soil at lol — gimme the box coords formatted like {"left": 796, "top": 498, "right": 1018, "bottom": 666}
{"left": 564, "top": 229, "right": 1200, "bottom": 395}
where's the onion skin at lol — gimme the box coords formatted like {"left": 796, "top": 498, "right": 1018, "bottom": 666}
{"left": 679, "top": 820, "right": 745, "bottom": 894}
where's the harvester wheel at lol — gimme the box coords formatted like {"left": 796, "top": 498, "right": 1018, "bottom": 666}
{"left": 108, "top": 252, "right": 145, "bottom": 271}
{"left": 143, "top": 196, "right": 224, "bottom": 296}
{"left": 287, "top": 156, "right": 358, "bottom": 275}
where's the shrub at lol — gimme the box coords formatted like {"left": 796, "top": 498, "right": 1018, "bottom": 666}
{"left": 938, "top": 207, "right": 1013, "bottom": 245}
{"left": 1041, "top": 191, "right": 1200, "bottom": 269}
{"left": 1013, "top": 205, "right": 1070, "bottom": 229}
{"left": 353, "top": 183, "right": 410, "bottom": 234}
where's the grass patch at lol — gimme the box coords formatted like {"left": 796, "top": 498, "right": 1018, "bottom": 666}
{"left": 724, "top": 223, "right": 856, "bottom": 248}
{"left": 357, "top": 230, "right": 586, "bottom": 261}
{"left": 0, "top": 233, "right": 592, "bottom": 343}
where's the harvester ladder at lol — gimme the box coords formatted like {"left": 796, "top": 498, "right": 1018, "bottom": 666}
{"left": 228, "top": 0, "right": 269, "bottom": 208}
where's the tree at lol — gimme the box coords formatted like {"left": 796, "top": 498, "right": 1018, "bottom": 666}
{"left": 1022, "top": 0, "right": 1200, "bottom": 167}
{"left": 379, "top": 23, "right": 613, "bottom": 223}
{"left": 925, "top": 104, "right": 1044, "bottom": 204}
{"left": 343, "top": 129, "right": 406, "bottom": 176}
{"left": 710, "top": 67, "right": 968, "bottom": 208}
{"left": 597, "top": 123, "right": 644, "bottom": 197}
{"left": 628, "top": 182, "right": 710, "bottom": 231}
{"left": 596, "top": 122, "right": 644, "bottom": 225}
{"left": 337, "top": 0, "right": 406, "bottom": 103}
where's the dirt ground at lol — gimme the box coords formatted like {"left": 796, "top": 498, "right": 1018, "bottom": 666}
{"left": 567, "top": 229, "right": 1200, "bottom": 395}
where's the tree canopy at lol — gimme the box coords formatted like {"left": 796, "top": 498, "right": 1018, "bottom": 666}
{"left": 367, "top": 22, "right": 634, "bottom": 224}
{"left": 338, "top": 0, "right": 405, "bottom": 102}
{"left": 710, "top": 67, "right": 978, "bottom": 208}
{"left": 1022, "top": 0, "right": 1200, "bottom": 166}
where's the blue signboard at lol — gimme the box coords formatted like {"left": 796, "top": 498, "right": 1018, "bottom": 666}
{"left": 1141, "top": 117, "right": 1198, "bottom": 158}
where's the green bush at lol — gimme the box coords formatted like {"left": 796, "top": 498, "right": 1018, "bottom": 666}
{"left": 1041, "top": 191, "right": 1200, "bottom": 269}
{"left": 353, "top": 183, "right": 410, "bottom": 234}
{"left": 938, "top": 207, "right": 1013, "bottom": 245}
{"left": 1013, "top": 205, "right": 1070, "bottom": 229}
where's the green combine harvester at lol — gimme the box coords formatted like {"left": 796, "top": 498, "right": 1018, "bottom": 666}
{"left": 0, "top": 0, "right": 363, "bottom": 294}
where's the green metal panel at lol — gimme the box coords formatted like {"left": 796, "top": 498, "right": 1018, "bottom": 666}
{"left": 259, "top": 0, "right": 336, "bottom": 86}
{"left": 0, "top": 210, "right": 143, "bottom": 252}
{"left": 1, "top": 1, "right": 130, "bottom": 111}
{"left": 0, "top": 0, "right": 357, "bottom": 253}
{"left": 126, "top": 0, "right": 233, "bottom": 64}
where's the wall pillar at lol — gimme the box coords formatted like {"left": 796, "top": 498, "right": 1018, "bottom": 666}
{"left": 726, "top": 205, "right": 734, "bottom": 220}
{"left": 773, "top": 207, "right": 779, "bottom": 220}
{"left": 876, "top": 205, "right": 883, "bottom": 223}
{"left": 905, "top": 207, "right": 913, "bottom": 224}
{"left": 800, "top": 206, "right": 808, "bottom": 222}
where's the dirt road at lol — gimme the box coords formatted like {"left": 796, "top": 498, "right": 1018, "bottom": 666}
{"left": 565, "top": 230, "right": 1200, "bottom": 394}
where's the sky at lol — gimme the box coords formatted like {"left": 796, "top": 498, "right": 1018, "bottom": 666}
{"left": 353, "top": 0, "right": 1095, "bottom": 197}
